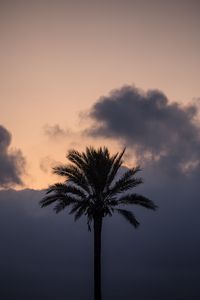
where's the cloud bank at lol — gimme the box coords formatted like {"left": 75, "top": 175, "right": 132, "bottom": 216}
{"left": 0, "top": 125, "right": 26, "bottom": 187}
{"left": 87, "top": 85, "right": 200, "bottom": 179}
{"left": 0, "top": 186, "right": 199, "bottom": 300}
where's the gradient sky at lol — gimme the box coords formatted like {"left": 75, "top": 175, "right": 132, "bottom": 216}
{"left": 0, "top": 0, "right": 200, "bottom": 188}
{"left": 1, "top": 2, "right": 200, "bottom": 299}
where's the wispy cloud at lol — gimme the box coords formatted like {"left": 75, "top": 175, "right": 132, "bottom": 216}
{"left": 44, "top": 124, "right": 72, "bottom": 140}
{"left": 39, "top": 156, "right": 60, "bottom": 173}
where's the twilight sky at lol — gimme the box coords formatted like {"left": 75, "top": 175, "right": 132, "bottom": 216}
{"left": 0, "top": 0, "right": 200, "bottom": 188}
{"left": 0, "top": 1, "right": 200, "bottom": 299}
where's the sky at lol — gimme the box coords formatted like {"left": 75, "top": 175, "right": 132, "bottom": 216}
{"left": 0, "top": 0, "right": 200, "bottom": 188}
{"left": 0, "top": 179, "right": 200, "bottom": 300}
{"left": 0, "top": 1, "right": 200, "bottom": 299}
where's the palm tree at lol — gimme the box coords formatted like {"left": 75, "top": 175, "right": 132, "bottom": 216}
{"left": 40, "top": 147, "right": 157, "bottom": 300}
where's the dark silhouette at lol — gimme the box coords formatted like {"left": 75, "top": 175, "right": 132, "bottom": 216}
{"left": 40, "top": 147, "right": 157, "bottom": 300}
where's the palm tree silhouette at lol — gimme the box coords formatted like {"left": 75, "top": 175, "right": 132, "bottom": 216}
{"left": 40, "top": 147, "right": 157, "bottom": 300}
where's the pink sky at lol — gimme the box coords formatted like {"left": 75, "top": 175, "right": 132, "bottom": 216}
{"left": 0, "top": 0, "right": 200, "bottom": 188}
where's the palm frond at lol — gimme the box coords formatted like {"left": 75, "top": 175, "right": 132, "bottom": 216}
{"left": 40, "top": 194, "right": 62, "bottom": 207}
{"left": 53, "top": 165, "right": 90, "bottom": 194}
{"left": 103, "top": 206, "right": 113, "bottom": 217}
{"left": 105, "top": 148, "right": 125, "bottom": 189}
{"left": 87, "top": 215, "right": 93, "bottom": 231}
{"left": 69, "top": 201, "right": 84, "bottom": 215}
{"left": 74, "top": 205, "right": 88, "bottom": 221}
{"left": 40, "top": 193, "right": 78, "bottom": 210}
{"left": 46, "top": 182, "right": 87, "bottom": 199}
{"left": 67, "top": 149, "right": 87, "bottom": 171}
{"left": 77, "top": 147, "right": 115, "bottom": 193}
{"left": 115, "top": 208, "right": 140, "bottom": 228}
{"left": 107, "top": 166, "right": 142, "bottom": 196}
{"left": 118, "top": 193, "right": 157, "bottom": 210}
{"left": 54, "top": 200, "right": 71, "bottom": 213}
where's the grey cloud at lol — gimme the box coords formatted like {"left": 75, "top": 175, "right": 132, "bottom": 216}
{"left": 0, "top": 125, "right": 26, "bottom": 187}
{"left": 0, "top": 185, "right": 199, "bottom": 300}
{"left": 87, "top": 86, "right": 200, "bottom": 178}
{"left": 44, "top": 124, "right": 72, "bottom": 140}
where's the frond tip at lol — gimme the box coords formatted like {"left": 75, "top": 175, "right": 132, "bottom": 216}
{"left": 116, "top": 208, "right": 140, "bottom": 228}
{"left": 118, "top": 194, "right": 158, "bottom": 210}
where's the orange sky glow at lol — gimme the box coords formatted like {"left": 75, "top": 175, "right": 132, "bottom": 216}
{"left": 0, "top": 0, "right": 200, "bottom": 189}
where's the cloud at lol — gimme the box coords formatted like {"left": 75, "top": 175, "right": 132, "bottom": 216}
{"left": 0, "top": 186, "right": 199, "bottom": 300}
{"left": 39, "top": 156, "right": 60, "bottom": 173}
{"left": 44, "top": 124, "right": 72, "bottom": 140}
{"left": 86, "top": 85, "right": 200, "bottom": 178}
{"left": 0, "top": 125, "right": 26, "bottom": 187}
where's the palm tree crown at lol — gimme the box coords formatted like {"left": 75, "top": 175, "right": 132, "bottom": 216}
{"left": 40, "top": 147, "right": 157, "bottom": 228}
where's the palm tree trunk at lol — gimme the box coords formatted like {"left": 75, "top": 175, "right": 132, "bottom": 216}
{"left": 93, "top": 215, "right": 102, "bottom": 300}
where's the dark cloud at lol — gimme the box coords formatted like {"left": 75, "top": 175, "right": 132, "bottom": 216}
{"left": 87, "top": 85, "right": 200, "bottom": 178}
{"left": 0, "top": 125, "right": 26, "bottom": 187}
{"left": 0, "top": 187, "right": 199, "bottom": 300}
{"left": 44, "top": 124, "right": 72, "bottom": 140}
